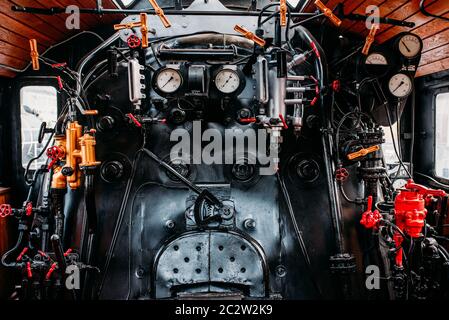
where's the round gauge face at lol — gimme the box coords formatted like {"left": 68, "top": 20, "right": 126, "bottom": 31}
{"left": 398, "top": 34, "right": 422, "bottom": 58}
{"left": 156, "top": 68, "right": 182, "bottom": 94}
{"left": 365, "top": 53, "right": 388, "bottom": 65}
{"left": 364, "top": 52, "right": 389, "bottom": 76}
{"left": 388, "top": 73, "right": 413, "bottom": 98}
{"left": 215, "top": 69, "right": 240, "bottom": 94}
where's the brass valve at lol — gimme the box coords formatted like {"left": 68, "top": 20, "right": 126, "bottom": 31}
{"left": 347, "top": 145, "right": 380, "bottom": 161}
{"left": 280, "top": 0, "right": 287, "bottom": 27}
{"left": 29, "top": 39, "right": 39, "bottom": 71}
{"left": 314, "top": 0, "right": 342, "bottom": 27}
{"left": 148, "top": 0, "right": 171, "bottom": 28}
{"left": 50, "top": 122, "right": 101, "bottom": 190}
{"left": 362, "top": 24, "right": 378, "bottom": 55}
{"left": 234, "top": 25, "right": 266, "bottom": 47}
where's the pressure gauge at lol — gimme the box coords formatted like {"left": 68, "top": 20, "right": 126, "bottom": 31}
{"left": 398, "top": 34, "right": 422, "bottom": 59}
{"left": 364, "top": 52, "right": 389, "bottom": 76}
{"left": 155, "top": 68, "right": 183, "bottom": 94}
{"left": 388, "top": 73, "right": 413, "bottom": 99}
{"left": 214, "top": 68, "right": 241, "bottom": 94}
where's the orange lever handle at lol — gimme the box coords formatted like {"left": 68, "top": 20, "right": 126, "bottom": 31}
{"left": 280, "top": 0, "right": 287, "bottom": 27}
{"left": 362, "top": 24, "right": 378, "bottom": 55}
{"left": 347, "top": 145, "right": 380, "bottom": 160}
{"left": 29, "top": 39, "right": 39, "bottom": 71}
{"left": 314, "top": 0, "right": 342, "bottom": 27}
{"left": 148, "top": 0, "right": 171, "bottom": 28}
{"left": 114, "top": 21, "right": 141, "bottom": 30}
{"left": 234, "top": 25, "right": 266, "bottom": 47}
{"left": 140, "top": 13, "right": 149, "bottom": 48}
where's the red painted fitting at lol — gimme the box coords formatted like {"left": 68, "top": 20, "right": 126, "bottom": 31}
{"left": 126, "top": 113, "right": 142, "bottom": 128}
{"left": 16, "top": 247, "right": 29, "bottom": 261}
{"left": 46, "top": 262, "right": 57, "bottom": 280}
{"left": 26, "top": 262, "right": 32, "bottom": 279}
{"left": 64, "top": 248, "right": 73, "bottom": 257}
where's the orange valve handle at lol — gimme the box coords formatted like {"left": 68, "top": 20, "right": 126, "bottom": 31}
{"left": 234, "top": 25, "right": 266, "bottom": 47}
{"left": 140, "top": 13, "right": 149, "bottom": 48}
{"left": 314, "top": 0, "right": 342, "bottom": 27}
{"left": 114, "top": 21, "right": 142, "bottom": 31}
{"left": 148, "top": 0, "right": 171, "bottom": 28}
{"left": 280, "top": 0, "right": 288, "bottom": 27}
{"left": 362, "top": 24, "right": 378, "bottom": 55}
{"left": 29, "top": 39, "right": 39, "bottom": 71}
{"left": 347, "top": 145, "right": 380, "bottom": 160}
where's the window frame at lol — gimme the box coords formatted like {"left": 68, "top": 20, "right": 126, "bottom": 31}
{"left": 434, "top": 89, "right": 449, "bottom": 182}
{"left": 10, "top": 77, "right": 62, "bottom": 187}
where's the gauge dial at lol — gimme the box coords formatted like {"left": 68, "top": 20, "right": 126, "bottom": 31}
{"left": 398, "top": 34, "right": 422, "bottom": 59}
{"left": 365, "top": 53, "right": 388, "bottom": 65}
{"left": 388, "top": 73, "right": 413, "bottom": 98}
{"left": 156, "top": 68, "right": 182, "bottom": 94}
{"left": 364, "top": 52, "right": 389, "bottom": 76}
{"left": 215, "top": 69, "right": 240, "bottom": 94}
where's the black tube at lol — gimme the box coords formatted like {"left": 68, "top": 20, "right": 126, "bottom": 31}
{"left": 51, "top": 234, "right": 67, "bottom": 274}
{"left": 51, "top": 189, "right": 66, "bottom": 238}
{"left": 1, "top": 231, "right": 24, "bottom": 268}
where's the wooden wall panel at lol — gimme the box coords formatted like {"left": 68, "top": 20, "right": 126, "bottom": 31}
{"left": 0, "top": 0, "right": 123, "bottom": 78}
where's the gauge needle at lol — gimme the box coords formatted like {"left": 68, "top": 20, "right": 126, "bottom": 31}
{"left": 401, "top": 41, "right": 411, "bottom": 53}
{"left": 221, "top": 75, "right": 233, "bottom": 89}
{"left": 393, "top": 81, "right": 405, "bottom": 93}
{"left": 162, "top": 76, "right": 174, "bottom": 88}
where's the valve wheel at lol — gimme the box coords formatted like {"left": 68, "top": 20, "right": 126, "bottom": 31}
{"left": 0, "top": 204, "right": 12, "bottom": 218}
{"left": 127, "top": 35, "right": 142, "bottom": 49}
{"left": 335, "top": 168, "right": 349, "bottom": 182}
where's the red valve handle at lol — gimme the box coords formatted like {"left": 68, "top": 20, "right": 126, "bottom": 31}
{"left": 0, "top": 204, "right": 12, "bottom": 218}
{"left": 127, "top": 35, "right": 142, "bottom": 49}
{"left": 47, "top": 146, "right": 65, "bottom": 169}
{"left": 360, "top": 196, "right": 382, "bottom": 229}
{"left": 335, "top": 168, "right": 349, "bottom": 182}
{"left": 405, "top": 179, "right": 446, "bottom": 197}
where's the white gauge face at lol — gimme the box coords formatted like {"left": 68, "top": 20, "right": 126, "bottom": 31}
{"left": 215, "top": 69, "right": 240, "bottom": 94}
{"left": 156, "top": 68, "right": 182, "bottom": 93}
{"left": 365, "top": 53, "right": 388, "bottom": 65}
{"left": 398, "top": 34, "right": 422, "bottom": 58}
{"left": 388, "top": 73, "right": 413, "bottom": 98}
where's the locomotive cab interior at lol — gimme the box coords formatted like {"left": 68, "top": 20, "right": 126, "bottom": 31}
{"left": 1, "top": 0, "right": 449, "bottom": 301}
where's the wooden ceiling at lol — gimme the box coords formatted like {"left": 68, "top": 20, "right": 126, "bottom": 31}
{"left": 304, "top": 0, "right": 449, "bottom": 77}
{"left": 0, "top": 0, "right": 449, "bottom": 78}
{"left": 0, "top": 0, "right": 122, "bottom": 78}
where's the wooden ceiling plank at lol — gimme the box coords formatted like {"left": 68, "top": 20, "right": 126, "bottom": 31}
{"left": 0, "top": 68, "right": 18, "bottom": 78}
{"left": 412, "top": 13, "right": 449, "bottom": 40}
{"left": 416, "top": 56, "right": 449, "bottom": 77}
{"left": 0, "top": 1, "right": 63, "bottom": 42}
{"left": 419, "top": 42, "right": 449, "bottom": 66}
{"left": 422, "top": 27, "right": 449, "bottom": 53}
{"left": 341, "top": 0, "right": 385, "bottom": 32}
{"left": 8, "top": 0, "right": 68, "bottom": 39}
{"left": 0, "top": 52, "right": 27, "bottom": 69}
{"left": 0, "top": 13, "right": 54, "bottom": 46}
{"left": 0, "top": 39, "right": 30, "bottom": 61}
{"left": 53, "top": 0, "right": 100, "bottom": 28}
{"left": 377, "top": 0, "right": 449, "bottom": 43}
{"left": 0, "top": 26, "right": 46, "bottom": 51}
{"left": 347, "top": 0, "right": 408, "bottom": 35}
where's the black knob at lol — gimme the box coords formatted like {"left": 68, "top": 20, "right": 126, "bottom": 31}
{"left": 61, "top": 167, "right": 74, "bottom": 177}
{"left": 97, "top": 116, "right": 115, "bottom": 132}
{"left": 101, "top": 161, "right": 124, "bottom": 183}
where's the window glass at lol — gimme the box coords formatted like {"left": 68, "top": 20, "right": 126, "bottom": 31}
{"left": 436, "top": 92, "right": 449, "bottom": 179}
{"left": 20, "top": 86, "right": 58, "bottom": 170}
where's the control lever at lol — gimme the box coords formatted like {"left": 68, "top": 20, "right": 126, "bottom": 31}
{"left": 38, "top": 122, "right": 55, "bottom": 144}
{"left": 141, "top": 148, "right": 223, "bottom": 208}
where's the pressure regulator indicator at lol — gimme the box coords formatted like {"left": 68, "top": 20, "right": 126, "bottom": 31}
{"left": 156, "top": 68, "right": 183, "bottom": 94}
{"left": 398, "top": 34, "right": 422, "bottom": 59}
{"left": 388, "top": 73, "right": 413, "bottom": 99}
{"left": 214, "top": 68, "right": 241, "bottom": 94}
{"left": 364, "top": 52, "right": 389, "bottom": 76}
